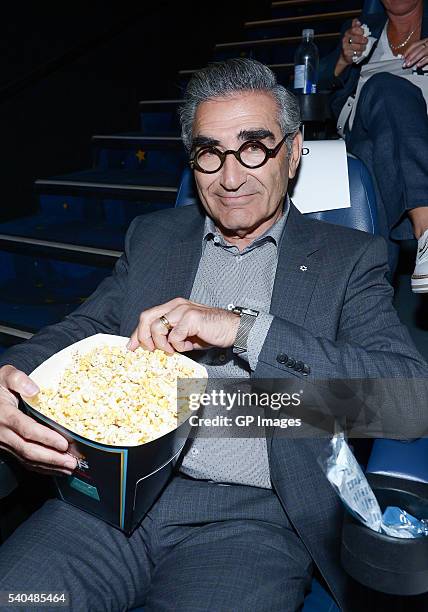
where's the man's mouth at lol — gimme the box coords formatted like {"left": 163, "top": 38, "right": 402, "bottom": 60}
{"left": 217, "top": 194, "right": 256, "bottom": 202}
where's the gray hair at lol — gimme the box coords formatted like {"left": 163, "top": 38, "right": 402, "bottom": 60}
{"left": 179, "top": 58, "right": 301, "bottom": 154}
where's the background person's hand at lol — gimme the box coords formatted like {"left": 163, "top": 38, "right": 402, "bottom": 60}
{"left": 335, "top": 19, "right": 368, "bottom": 75}
{"left": 127, "top": 297, "right": 240, "bottom": 354}
{"left": 0, "top": 365, "right": 77, "bottom": 476}
{"left": 403, "top": 38, "right": 428, "bottom": 68}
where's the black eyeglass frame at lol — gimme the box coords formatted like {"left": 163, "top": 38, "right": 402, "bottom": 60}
{"left": 189, "top": 134, "right": 291, "bottom": 174}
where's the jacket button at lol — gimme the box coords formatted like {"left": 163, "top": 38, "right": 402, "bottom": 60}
{"left": 287, "top": 358, "right": 296, "bottom": 368}
{"left": 302, "top": 364, "right": 311, "bottom": 376}
{"left": 276, "top": 353, "right": 288, "bottom": 364}
{"left": 295, "top": 361, "right": 304, "bottom": 372}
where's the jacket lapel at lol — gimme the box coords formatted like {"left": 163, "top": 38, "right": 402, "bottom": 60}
{"left": 267, "top": 204, "right": 324, "bottom": 451}
{"left": 158, "top": 212, "right": 204, "bottom": 304}
{"left": 365, "top": 13, "right": 387, "bottom": 40}
{"left": 270, "top": 203, "right": 323, "bottom": 327}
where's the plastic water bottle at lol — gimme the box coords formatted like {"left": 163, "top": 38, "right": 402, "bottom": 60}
{"left": 294, "top": 29, "right": 319, "bottom": 94}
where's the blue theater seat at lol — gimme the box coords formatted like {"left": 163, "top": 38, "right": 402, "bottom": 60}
{"left": 367, "top": 438, "right": 428, "bottom": 485}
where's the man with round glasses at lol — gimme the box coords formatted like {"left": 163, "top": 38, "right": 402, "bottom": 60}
{"left": 0, "top": 58, "right": 426, "bottom": 612}
{"left": 190, "top": 134, "right": 288, "bottom": 173}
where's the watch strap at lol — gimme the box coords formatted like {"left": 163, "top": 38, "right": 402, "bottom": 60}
{"left": 232, "top": 306, "right": 259, "bottom": 354}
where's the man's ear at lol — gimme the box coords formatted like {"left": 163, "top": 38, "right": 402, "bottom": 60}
{"left": 288, "top": 131, "right": 303, "bottom": 180}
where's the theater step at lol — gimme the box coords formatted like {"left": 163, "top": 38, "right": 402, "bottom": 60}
{"left": 214, "top": 32, "right": 339, "bottom": 66}
{"left": 35, "top": 168, "right": 179, "bottom": 226}
{"left": 0, "top": 250, "right": 115, "bottom": 335}
{"left": 91, "top": 132, "right": 185, "bottom": 174}
{"left": 36, "top": 168, "right": 180, "bottom": 197}
{"left": 245, "top": 10, "right": 360, "bottom": 38}
{"left": 0, "top": 216, "right": 126, "bottom": 253}
{"left": 271, "top": 0, "right": 362, "bottom": 17}
{"left": 179, "top": 63, "right": 294, "bottom": 86}
{"left": 139, "top": 99, "right": 183, "bottom": 136}
{"left": 0, "top": 326, "right": 32, "bottom": 341}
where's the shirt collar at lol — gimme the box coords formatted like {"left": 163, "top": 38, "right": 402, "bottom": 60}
{"left": 203, "top": 195, "right": 290, "bottom": 250}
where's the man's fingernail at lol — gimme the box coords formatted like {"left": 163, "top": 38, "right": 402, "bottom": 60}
{"left": 23, "top": 381, "right": 39, "bottom": 395}
{"left": 402, "top": 61, "right": 407, "bottom": 68}
{"left": 64, "top": 460, "right": 76, "bottom": 470}
{"left": 56, "top": 439, "right": 68, "bottom": 451}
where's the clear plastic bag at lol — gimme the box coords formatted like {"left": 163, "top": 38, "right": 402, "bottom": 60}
{"left": 319, "top": 433, "right": 428, "bottom": 539}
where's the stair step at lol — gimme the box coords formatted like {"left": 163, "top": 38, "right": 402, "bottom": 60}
{"left": 179, "top": 62, "right": 293, "bottom": 73}
{"left": 34, "top": 169, "right": 180, "bottom": 231}
{"left": 139, "top": 99, "right": 183, "bottom": 105}
{"left": 179, "top": 63, "right": 293, "bottom": 79}
{"left": 0, "top": 299, "right": 82, "bottom": 336}
{"left": 139, "top": 99, "right": 182, "bottom": 136}
{"left": 0, "top": 233, "right": 121, "bottom": 260}
{"left": 92, "top": 133, "right": 182, "bottom": 143}
{"left": 271, "top": 0, "right": 361, "bottom": 12}
{"left": 246, "top": 10, "right": 360, "bottom": 28}
{"left": 243, "top": 9, "right": 358, "bottom": 40}
{"left": 0, "top": 215, "right": 126, "bottom": 253}
{"left": 214, "top": 33, "right": 339, "bottom": 65}
{"left": 91, "top": 132, "right": 185, "bottom": 173}
{"left": 0, "top": 325, "right": 32, "bottom": 340}
{"left": 36, "top": 169, "right": 179, "bottom": 196}
{"left": 244, "top": 10, "right": 361, "bottom": 28}
{"left": 273, "top": 0, "right": 340, "bottom": 6}
{"left": 0, "top": 251, "right": 114, "bottom": 334}
{"left": 215, "top": 32, "right": 339, "bottom": 49}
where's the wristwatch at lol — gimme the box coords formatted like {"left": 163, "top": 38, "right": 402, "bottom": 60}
{"left": 231, "top": 306, "right": 259, "bottom": 354}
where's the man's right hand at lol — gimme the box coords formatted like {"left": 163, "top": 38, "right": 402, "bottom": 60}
{"left": 0, "top": 365, "right": 77, "bottom": 476}
{"left": 335, "top": 19, "right": 369, "bottom": 76}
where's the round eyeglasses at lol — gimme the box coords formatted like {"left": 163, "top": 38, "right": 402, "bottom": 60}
{"left": 189, "top": 135, "right": 289, "bottom": 174}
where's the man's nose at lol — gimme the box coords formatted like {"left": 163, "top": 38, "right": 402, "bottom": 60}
{"left": 219, "top": 153, "right": 247, "bottom": 191}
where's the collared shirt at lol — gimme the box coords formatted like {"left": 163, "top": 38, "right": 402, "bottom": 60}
{"left": 179, "top": 198, "right": 290, "bottom": 488}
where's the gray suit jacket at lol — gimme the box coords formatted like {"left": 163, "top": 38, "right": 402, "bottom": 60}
{"left": 2, "top": 203, "right": 427, "bottom": 610}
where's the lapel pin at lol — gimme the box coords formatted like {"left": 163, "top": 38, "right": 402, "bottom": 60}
{"left": 300, "top": 265, "right": 307, "bottom": 272}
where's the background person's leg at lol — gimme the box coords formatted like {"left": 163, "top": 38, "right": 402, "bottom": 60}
{"left": 346, "top": 72, "right": 428, "bottom": 244}
{"left": 143, "top": 476, "right": 313, "bottom": 612}
{"left": 0, "top": 498, "right": 152, "bottom": 612}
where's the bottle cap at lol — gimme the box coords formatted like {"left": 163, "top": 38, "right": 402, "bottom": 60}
{"left": 302, "top": 28, "right": 314, "bottom": 38}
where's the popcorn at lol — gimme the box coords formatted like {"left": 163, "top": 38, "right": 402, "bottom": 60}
{"left": 34, "top": 346, "right": 197, "bottom": 446}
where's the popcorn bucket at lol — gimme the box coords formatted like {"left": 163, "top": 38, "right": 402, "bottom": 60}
{"left": 22, "top": 334, "right": 207, "bottom": 534}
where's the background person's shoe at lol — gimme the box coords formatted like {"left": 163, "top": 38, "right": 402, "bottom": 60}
{"left": 412, "top": 228, "right": 428, "bottom": 293}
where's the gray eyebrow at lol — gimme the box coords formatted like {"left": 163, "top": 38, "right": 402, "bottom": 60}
{"left": 191, "top": 135, "right": 220, "bottom": 149}
{"left": 238, "top": 129, "right": 276, "bottom": 142}
{"left": 191, "top": 128, "right": 276, "bottom": 151}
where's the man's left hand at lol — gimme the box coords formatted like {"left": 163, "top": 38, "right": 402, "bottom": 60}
{"left": 127, "top": 297, "right": 240, "bottom": 353}
{"left": 403, "top": 38, "right": 428, "bottom": 68}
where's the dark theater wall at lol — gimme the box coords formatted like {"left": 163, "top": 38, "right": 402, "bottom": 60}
{"left": 0, "top": 0, "right": 252, "bottom": 221}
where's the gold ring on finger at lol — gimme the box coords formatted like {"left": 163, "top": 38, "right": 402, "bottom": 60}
{"left": 159, "top": 315, "right": 173, "bottom": 331}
